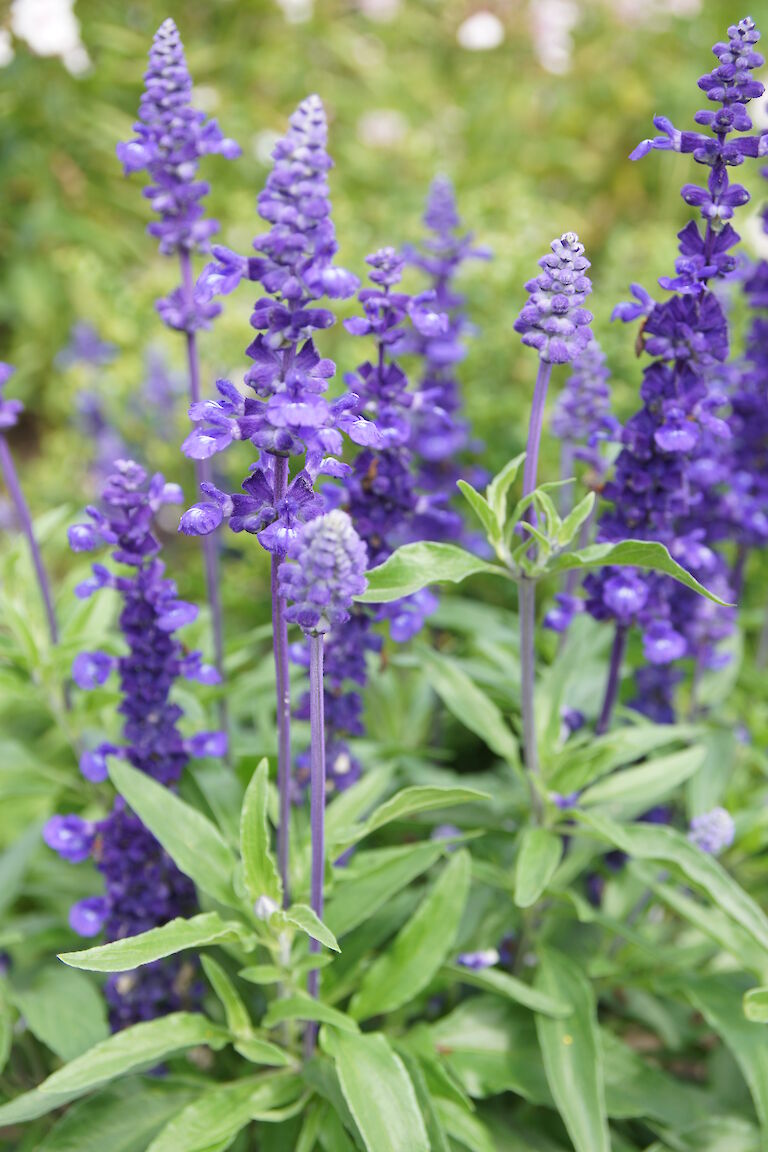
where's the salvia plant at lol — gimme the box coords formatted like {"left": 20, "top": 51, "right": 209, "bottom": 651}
{"left": 2, "top": 14, "right": 768, "bottom": 1152}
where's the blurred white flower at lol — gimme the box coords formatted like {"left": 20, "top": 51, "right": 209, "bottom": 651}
{"left": 529, "top": 0, "right": 579, "bottom": 75}
{"left": 357, "top": 108, "right": 408, "bottom": 148}
{"left": 252, "top": 129, "right": 282, "bottom": 165}
{"left": 10, "top": 0, "right": 90, "bottom": 71}
{"left": 192, "top": 85, "right": 220, "bottom": 114}
{"left": 275, "top": 0, "right": 313, "bottom": 23}
{"left": 456, "top": 11, "right": 505, "bottom": 51}
{"left": 0, "top": 31, "right": 14, "bottom": 67}
{"left": 358, "top": 0, "right": 400, "bottom": 22}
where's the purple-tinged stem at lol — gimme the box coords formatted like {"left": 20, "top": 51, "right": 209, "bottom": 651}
{"left": 305, "top": 630, "right": 325, "bottom": 1057}
{"left": 179, "top": 248, "right": 228, "bottom": 736}
{"left": 522, "top": 360, "right": 552, "bottom": 501}
{"left": 519, "top": 359, "right": 552, "bottom": 822}
{"left": 271, "top": 454, "right": 292, "bottom": 905}
{"left": 596, "top": 624, "right": 627, "bottom": 736}
{"left": 0, "top": 435, "right": 58, "bottom": 646}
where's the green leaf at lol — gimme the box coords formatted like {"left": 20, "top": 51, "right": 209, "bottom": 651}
{"left": 35, "top": 1081, "right": 196, "bottom": 1152}
{"left": 686, "top": 976, "right": 768, "bottom": 1136}
{"left": 514, "top": 828, "right": 563, "bottom": 908}
{"left": 238, "top": 965, "right": 283, "bottom": 985}
{"left": 575, "top": 810, "right": 768, "bottom": 955}
{"left": 201, "top": 955, "right": 252, "bottom": 1038}
{"left": 340, "top": 785, "right": 489, "bottom": 848}
{"left": 11, "top": 966, "right": 108, "bottom": 1060}
{"left": 357, "top": 542, "right": 504, "bottom": 604}
{"left": 233, "top": 1036, "right": 293, "bottom": 1067}
{"left": 457, "top": 480, "right": 498, "bottom": 540}
{"left": 109, "top": 760, "right": 237, "bottom": 907}
{"left": 0, "top": 822, "right": 43, "bottom": 918}
{"left": 0, "top": 1014, "right": 228, "bottom": 1125}
{"left": 240, "top": 757, "right": 282, "bottom": 907}
{"left": 549, "top": 721, "right": 698, "bottom": 794}
{"left": 578, "top": 746, "right": 706, "bottom": 812}
{"left": 146, "top": 1073, "right": 303, "bottom": 1152}
{"left": 418, "top": 647, "right": 520, "bottom": 768}
{"left": 351, "top": 850, "right": 471, "bottom": 1019}
{"left": 329, "top": 1031, "right": 430, "bottom": 1152}
{"left": 744, "top": 987, "right": 768, "bottom": 1023}
{"left": 325, "top": 842, "right": 444, "bottom": 938}
{"left": 272, "top": 904, "right": 340, "bottom": 952}
{"left": 443, "top": 964, "right": 570, "bottom": 1018}
{"left": 486, "top": 454, "right": 526, "bottom": 525}
{"left": 60, "top": 913, "right": 247, "bottom": 972}
{"left": 263, "top": 993, "right": 359, "bottom": 1033}
{"left": 434, "top": 1096, "right": 496, "bottom": 1152}
{"left": 557, "top": 492, "right": 595, "bottom": 548}
{"left": 549, "top": 539, "right": 732, "bottom": 604}
{"left": 535, "top": 949, "right": 610, "bottom": 1152}
{"left": 324, "top": 768, "right": 391, "bottom": 847}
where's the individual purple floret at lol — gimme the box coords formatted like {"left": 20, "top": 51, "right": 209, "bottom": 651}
{"left": 117, "top": 18, "right": 240, "bottom": 268}
{"left": 586, "top": 17, "right": 765, "bottom": 730}
{"left": 45, "top": 460, "right": 224, "bottom": 1030}
{"left": 405, "top": 176, "right": 491, "bottom": 542}
{"left": 688, "top": 807, "right": 735, "bottom": 855}
{"left": 181, "top": 95, "right": 371, "bottom": 899}
{"left": 279, "top": 509, "right": 368, "bottom": 636}
{"left": 456, "top": 948, "right": 500, "bottom": 970}
{"left": 0, "top": 364, "right": 59, "bottom": 647}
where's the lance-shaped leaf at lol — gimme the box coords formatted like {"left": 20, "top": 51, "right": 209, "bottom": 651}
{"left": 59, "top": 913, "right": 250, "bottom": 972}
{"left": 548, "top": 539, "right": 732, "bottom": 604}
{"left": 109, "top": 760, "right": 237, "bottom": 908}
{"left": 240, "top": 758, "right": 282, "bottom": 907}
{"left": 356, "top": 542, "right": 505, "bottom": 604}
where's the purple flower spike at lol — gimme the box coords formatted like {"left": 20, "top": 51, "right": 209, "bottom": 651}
{"left": 47, "top": 460, "right": 227, "bottom": 1031}
{"left": 279, "top": 510, "right": 368, "bottom": 636}
{"left": 117, "top": 18, "right": 241, "bottom": 258}
{"left": 514, "top": 233, "right": 593, "bottom": 364}
{"left": 586, "top": 18, "right": 765, "bottom": 728}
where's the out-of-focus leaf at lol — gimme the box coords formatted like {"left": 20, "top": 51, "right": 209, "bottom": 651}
{"left": 109, "top": 760, "right": 237, "bottom": 907}
{"left": 514, "top": 828, "right": 563, "bottom": 907}
{"left": 59, "top": 913, "right": 248, "bottom": 972}
{"left": 325, "top": 841, "right": 444, "bottom": 937}
{"left": 351, "top": 850, "right": 470, "bottom": 1019}
{"left": 535, "top": 949, "right": 610, "bottom": 1152}
{"left": 328, "top": 1031, "right": 429, "bottom": 1152}
{"left": 11, "top": 966, "right": 108, "bottom": 1060}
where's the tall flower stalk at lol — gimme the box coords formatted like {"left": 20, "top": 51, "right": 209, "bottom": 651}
{"left": 278, "top": 509, "right": 367, "bottom": 1054}
{"left": 513, "top": 233, "right": 593, "bottom": 812}
{"left": 0, "top": 363, "right": 58, "bottom": 646}
{"left": 117, "top": 18, "right": 241, "bottom": 718}
{"left": 46, "top": 461, "right": 225, "bottom": 1029}
{"left": 179, "top": 96, "right": 377, "bottom": 899}
{"left": 586, "top": 16, "right": 766, "bottom": 730}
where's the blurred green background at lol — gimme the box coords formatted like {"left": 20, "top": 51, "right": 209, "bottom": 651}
{"left": 0, "top": 0, "right": 765, "bottom": 605}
